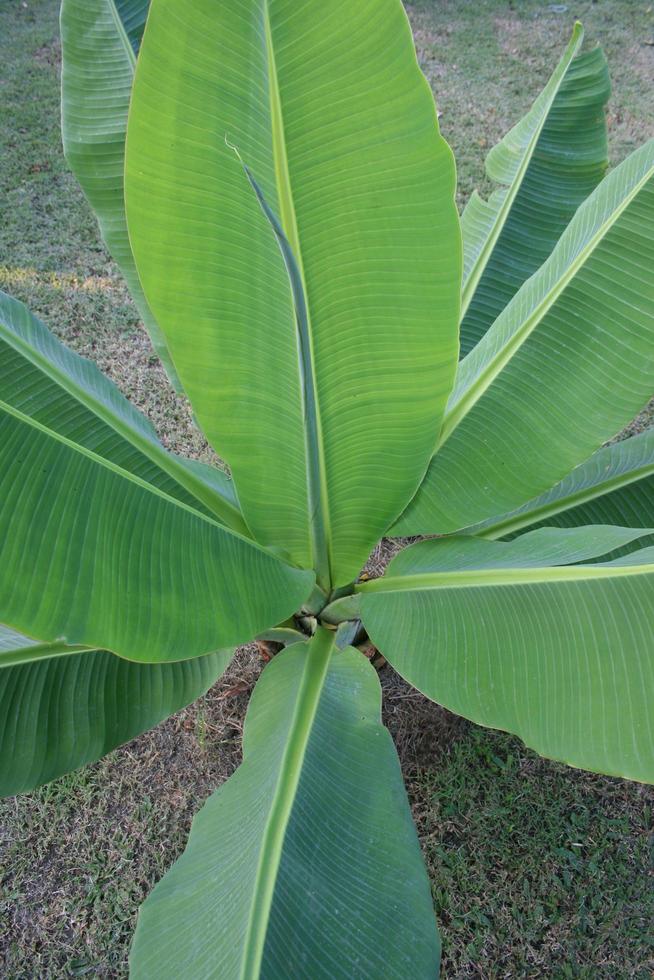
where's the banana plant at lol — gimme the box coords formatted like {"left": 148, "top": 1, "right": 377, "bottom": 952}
{"left": 2, "top": 1, "right": 653, "bottom": 976}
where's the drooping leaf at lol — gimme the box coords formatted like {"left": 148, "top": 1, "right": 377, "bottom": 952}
{"left": 360, "top": 529, "right": 654, "bottom": 782}
{"left": 60, "top": 0, "right": 181, "bottom": 389}
{"left": 0, "top": 396, "right": 313, "bottom": 663}
{"left": 0, "top": 289, "right": 246, "bottom": 531}
{"left": 130, "top": 632, "right": 439, "bottom": 979}
{"left": 460, "top": 26, "right": 609, "bottom": 355}
{"left": 394, "top": 139, "right": 654, "bottom": 536}
{"left": 124, "top": 0, "right": 461, "bottom": 588}
{"left": 0, "top": 625, "right": 229, "bottom": 796}
{"left": 476, "top": 428, "right": 654, "bottom": 539}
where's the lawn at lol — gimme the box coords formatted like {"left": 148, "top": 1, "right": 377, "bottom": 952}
{"left": 1, "top": 0, "right": 653, "bottom": 977}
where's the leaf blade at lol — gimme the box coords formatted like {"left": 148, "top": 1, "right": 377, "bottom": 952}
{"left": 130, "top": 634, "right": 440, "bottom": 978}
{"left": 477, "top": 429, "right": 654, "bottom": 539}
{"left": 0, "top": 289, "right": 246, "bottom": 531}
{"left": 125, "top": 0, "right": 461, "bottom": 586}
{"left": 0, "top": 395, "right": 313, "bottom": 662}
{"left": 360, "top": 531, "right": 654, "bottom": 781}
{"left": 394, "top": 139, "right": 654, "bottom": 535}
{"left": 0, "top": 626, "right": 229, "bottom": 796}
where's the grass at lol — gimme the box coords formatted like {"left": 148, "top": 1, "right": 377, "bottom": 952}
{"left": 416, "top": 730, "right": 653, "bottom": 977}
{"left": 413, "top": 0, "right": 654, "bottom": 203}
{"left": 1, "top": 0, "right": 653, "bottom": 976}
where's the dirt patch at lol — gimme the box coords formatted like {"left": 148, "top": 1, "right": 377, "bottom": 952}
{"left": 494, "top": 14, "right": 529, "bottom": 56}
{"left": 33, "top": 37, "right": 60, "bottom": 67}
{"left": 614, "top": 397, "right": 654, "bottom": 440}
{"left": 626, "top": 41, "right": 654, "bottom": 86}
{"left": 408, "top": 10, "right": 456, "bottom": 83}
{"left": 494, "top": 11, "right": 566, "bottom": 65}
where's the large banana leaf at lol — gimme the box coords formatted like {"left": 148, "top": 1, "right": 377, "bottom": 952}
{"left": 130, "top": 632, "right": 439, "bottom": 979}
{"left": 359, "top": 528, "right": 654, "bottom": 782}
{"left": 477, "top": 428, "right": 654, "bottom": 539}
{"left": 124, "top": 0, "right": 460, "bottom": 588}
{"left": 394, "top": 139, "right": 654, "bottom": 536}
{"left": 0, "top": 289, "right": 245, "bottom": 531}
{"left": 60, "top": 0, "right": 181, "bottom": 390}
{"left": 0, "top": 626, "right": 229, "bottom": 796}
{"left": 460, "top": 26, "right": 609, "bottom": 356}
{"left": 0, "top": 394, "right": 313, "bottom": 662}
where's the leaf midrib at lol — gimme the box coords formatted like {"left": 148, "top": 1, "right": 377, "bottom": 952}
{"left": 264, "top": 4, "right": 332, "bottom": 591}
{"left": 0, "top": 314, "right": 246, "bottom": 531}
{"left": 0, "top": 398, "right": 263, "bottom": 547}
{"left": 239, "top": 628, "right": 335, "bottom": 980}
{"left": 479, "top": 461, "right": 654, "bottom": 539}
{"left": 0, "top": 641, "right": 96, "bottom": 669}
{"left": 357, "top": 562, "right": 654, "bottom": 593}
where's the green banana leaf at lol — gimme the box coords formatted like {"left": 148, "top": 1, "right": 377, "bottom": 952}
{"left": 0, "top": 392, "right": 313, "bottom": 662}
{"left": 114, "top": 0, "right": 148, "bottom": 51}
{"left": 60, "top": 0, "right": 181, "bottom": 390}
{"left": 476, "top": 427, "right": 654, "bottom": 539}
{"left": 124, "top": 0, "right": 461, "bottom": 589}
{"left": 0, "top": 289, "right": 245, "bottom": 531}
{"left": 0, "top": 625, "right": 230, "bottom": 796}
{"left": 0, "top": 625, "right": 91, "bottom": 668}
{"left": 130, "top": 632, "right": 439, "bottom": 979}
{"left": 359, "top": 528, "right": 654, "bottom": 782}
{"left": 460, "top": 25, "right": 609, "bottom": 356}
{"left": 394, "top": 138, "right": 654, "bottom": 536}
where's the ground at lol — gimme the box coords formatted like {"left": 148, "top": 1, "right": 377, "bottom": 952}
{"left": 1, "top": 0, "right": 653, "bottom": 977}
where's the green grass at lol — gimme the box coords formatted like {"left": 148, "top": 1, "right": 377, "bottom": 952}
{"left": 415, "top": 729, "right": 654, "bottom": 977}
{"left": 1, "top": 1, "right": 653, "bottom": 977}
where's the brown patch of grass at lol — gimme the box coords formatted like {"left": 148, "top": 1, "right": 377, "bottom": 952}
{"left": 493, "top": 15, "right": 529, "bottom": 57}
{"left": 33, "top": 37, "right": 60, "bottom": 67}
{"left": 625, "top": 41, "right": 654, "bottom": 87}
